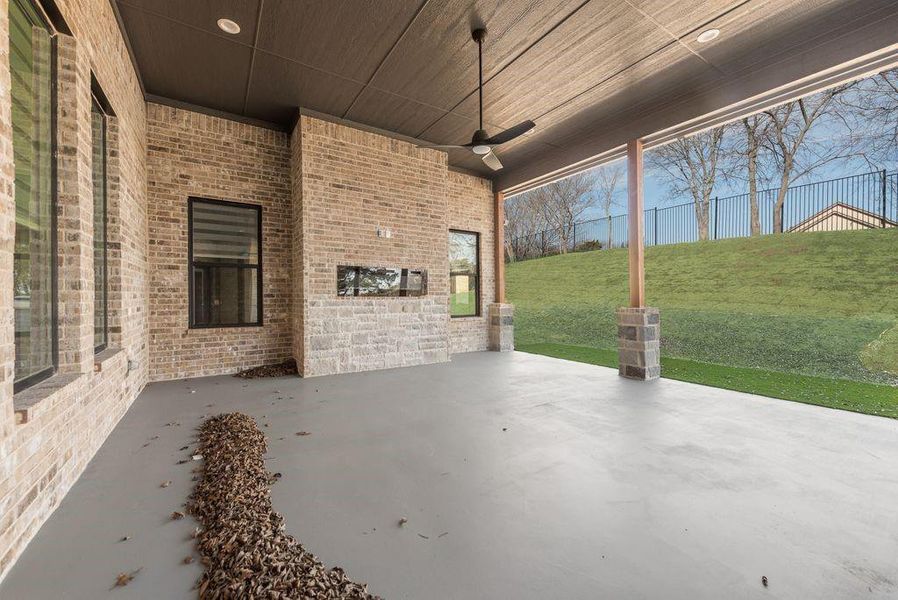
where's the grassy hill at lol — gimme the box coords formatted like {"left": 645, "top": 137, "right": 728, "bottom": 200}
{"left": 507, "top": 228, "right": 898, "bottom": 416}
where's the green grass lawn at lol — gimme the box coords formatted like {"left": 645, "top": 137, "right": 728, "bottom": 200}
{"left": 507, "top": 229, "right": 898, "bottom": 417}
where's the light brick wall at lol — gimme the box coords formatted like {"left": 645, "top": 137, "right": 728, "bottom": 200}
{"left": 294, "top": 115, "right": 451, "bottom": 377}
{"left": 0, "top": 0, "right": 148, "bottom": 582}
{"left": 146, "top": 104, "right": 293, "bottom": 381}
{"left": 447, "top": 171, "right": 495, "bottom": 353}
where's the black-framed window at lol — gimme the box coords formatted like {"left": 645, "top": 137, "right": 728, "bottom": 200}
{"left": 11, "top": 0, "right": 57, "bottom": 391}
{"left": 449, "top": 230, "right": 479, "bottom": 318}
{"left": 91, "top": 94, "right": 108, "bottom": 352}
{"left": 188, "top": 198, "right": 262, "bottom": 328}
{"left": 337, "top": 266, "right": 427, "bottom": 297}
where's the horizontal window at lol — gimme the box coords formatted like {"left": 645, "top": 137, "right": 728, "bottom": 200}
{"left": 337, "top": 266, "right": 427, "bottom": 297}
{"left": 189, "top": 198, "right": 262, "bottom": 327}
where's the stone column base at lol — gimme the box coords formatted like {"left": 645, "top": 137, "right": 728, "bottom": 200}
{"left": 617, "top": 307, "right": 660, "bottom": 380}
{"left": 488, "top": 303, "right": 514, "bottom": 352}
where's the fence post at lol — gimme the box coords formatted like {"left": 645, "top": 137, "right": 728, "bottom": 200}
{"left": 883, "top": 169, "right": 888, "bottom": 228}
{"left": 653, "top": 207, "right": 658, "bottom": 246}
{"left": 572, "top": 223, "right": 577, "bottom": 251}
{"left": 713, "top": 197, "right": 718, "bottom": 240}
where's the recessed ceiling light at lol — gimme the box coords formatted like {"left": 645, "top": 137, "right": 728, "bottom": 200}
{"left": 217, "top": 18, "right": 241, "bottom": 35}
{"left": 696, "top": 29, "right": 720, "bottom": 43}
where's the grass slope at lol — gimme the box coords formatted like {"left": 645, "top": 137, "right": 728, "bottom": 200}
{"left": 508, "top": 229, "right": 898, "bottom": 385}
{"left": 508, "top": 228, "right": 898, "bottom": 420}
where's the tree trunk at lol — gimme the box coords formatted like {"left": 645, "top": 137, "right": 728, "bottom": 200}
{"left": 606, "top": 214, "right": 613, "bottom": 249}
{"left": 773, "top": 173, "right": 790, "bottom": 233}
{"left": 695, "top": 198, "right": 710, "bottom": 241}
{"left": 747, "top": 146, "right": 760, "bottom": 236}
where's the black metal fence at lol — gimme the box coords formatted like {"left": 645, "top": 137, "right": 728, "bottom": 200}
{"left": 507, "top": 170, "right": 898, "bottom": 261}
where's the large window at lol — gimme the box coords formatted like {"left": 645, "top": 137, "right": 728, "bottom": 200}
{"left": 91, "top": 95, "right": 107, "bottom": 352}
{"left": 188, "top": 198, "right": 262, "bottom": 327}
{"left": 11, "top": 0, "right": 56, "bottom": 390}
{"left": 449, "top": 230, "right": 479, "bottom": 318}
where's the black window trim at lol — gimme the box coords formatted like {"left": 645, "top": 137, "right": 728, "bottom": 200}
{"left": 91, "top": 90, "right": 108, "bottom": 354}
{"left": 13, "top": 0, "right": 58, "bottom": 394}
{"left": 187, "top": 197, "right": 264, "bottom": 329}
{"left": 449, "top": 228, "right": 480, "bottom": 319}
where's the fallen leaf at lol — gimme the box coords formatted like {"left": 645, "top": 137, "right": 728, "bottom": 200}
{"left": 398, "top": 518, "right": 408, "bottom": 527}
{"left": 112, "top": 568, "right": 141, "bottom": 589}
{"left": 295, "top": 431, "right": 311, "bottom": 436}
{"left": 183, "top": 556, "right": 194, "bottom": 564}
{"left": 160, "top": 481, "right": 172, "bottom": 488}
{"left": 171, "top": 511, "right": 185, "bottom": 520}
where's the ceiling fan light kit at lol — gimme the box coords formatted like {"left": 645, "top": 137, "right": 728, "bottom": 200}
{"left": 419, "top": 27, "right": 535, "bottom": 171}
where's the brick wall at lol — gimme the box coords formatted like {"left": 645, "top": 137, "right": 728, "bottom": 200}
{"left": 146, "top": 104, "right": 293, "bottom": 381}
{"left": 294, "top": 115, "right": 452, "bottom": 376}
{"left": 448, "top": 171, "right": 496, "bottom": 353}
{"left": 0, "top": 0, "right": 147, "bottom": 582}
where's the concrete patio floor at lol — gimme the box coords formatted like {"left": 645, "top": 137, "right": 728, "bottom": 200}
{"left": 2, "top": 351, "right": 896, "bottom": 599}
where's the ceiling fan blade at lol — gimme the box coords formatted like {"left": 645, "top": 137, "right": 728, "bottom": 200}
{"left": 417, "top": 143, "right": 468, "bottom": 150}
{"left": 481, "top": 150, "right": 503, "bottom": 171}
{"left": 484, "top": 120, "right": 535, "bottom": 146}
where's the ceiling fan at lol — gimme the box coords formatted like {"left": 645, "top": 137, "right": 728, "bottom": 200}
{"left": 422, "top": 28, "right": 535, "bottom": 171}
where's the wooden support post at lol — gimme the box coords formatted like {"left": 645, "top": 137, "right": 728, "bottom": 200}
{"left": 627, "top": 139, "right": 645, "bottom": 308}
{"left": 494, "top": 190, "right": 506, "bottom": 303}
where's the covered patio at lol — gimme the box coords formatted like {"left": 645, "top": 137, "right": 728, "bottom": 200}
{"left": 1, "top": 0, "right": 898, "bottom": 596}
{"left": 2, "top": 352, "right": 896, "bottom": 599}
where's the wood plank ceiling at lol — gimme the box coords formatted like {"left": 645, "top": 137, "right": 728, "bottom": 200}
{"left": 115, "top": 0, "right": 898, "bottom": 190}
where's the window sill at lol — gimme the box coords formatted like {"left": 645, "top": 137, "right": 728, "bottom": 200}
{"left": 187, "top": 324, "right": 264, "bottom": 331}
{"left": 94, "top": 347, "right": 123, "bottom": 372}
{"left": 14, "top": 372, "right": 81, "bottom": 425}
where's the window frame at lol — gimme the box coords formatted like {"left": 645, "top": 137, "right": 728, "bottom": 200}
{"left": 12, "top": 0, "right": 59, "bottom": 393}
{"left": 448, "top": 229, "right": 481, "bottom": 319}
{"left": 91, "top": 92, "right": 108, "bottom": 353}
{"left": 187, "top": 197, "right": 263, "bottom": 329}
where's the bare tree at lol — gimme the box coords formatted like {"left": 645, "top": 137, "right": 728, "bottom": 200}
{"left": 763, "top": 84, "right": 854, "bottom": 232}
{"left": 648, "top": 127, "right": 726, "bottom": 241}
{"left": 504, "top": 194, "right": 547, "bottom": 261}
{"left": 526, "top": 172, "right": 597, "bottom": 253}
{"left": 840, "top": 68, "right": 898, "bottom": 169}
{"left": 738, "top": 116, "right": 769, "bottom": 236}
{"left": 593, "top": 162, "right": 626, "bottom": 248}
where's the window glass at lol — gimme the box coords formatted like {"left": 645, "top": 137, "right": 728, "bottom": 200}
{"left": 91, "top": 97, "right": 107, "bottom": 351}
{"left": 336, "top": 266, "right": 427, "bottom": 297}
{"left": 191, "top": 201, "right": 259, "bottom": 264}
{"left": 11, "top": 0, "right": 55, "bottom": 389}
{"left": 449, "top": 231, "right": 479, "bottom": 317}
{"left": 189, "top": 199, "right": 261, "bottom": 327}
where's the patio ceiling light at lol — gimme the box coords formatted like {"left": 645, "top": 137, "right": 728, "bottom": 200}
{"left": 696, "top": 29, "right": 720, "bottom": 43}
{"left": 217, "top": 18, "right": 241, "bottom": 35}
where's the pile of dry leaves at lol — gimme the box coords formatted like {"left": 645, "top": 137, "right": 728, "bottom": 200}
{"left": 187, "top": 412, "right": 380, "bottom": 599}
{"left": 234, "top": 359, "right": 298, "bottom": 379}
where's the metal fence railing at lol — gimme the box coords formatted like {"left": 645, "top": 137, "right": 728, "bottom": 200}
{"left": 507, "top": 170, "right": 897, "bottom": 262}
